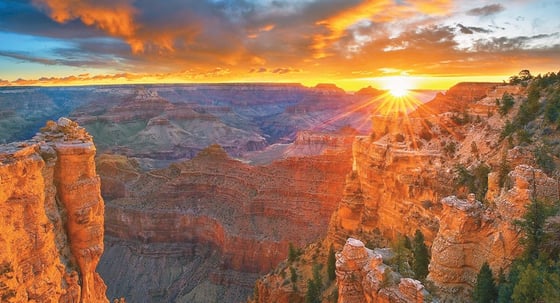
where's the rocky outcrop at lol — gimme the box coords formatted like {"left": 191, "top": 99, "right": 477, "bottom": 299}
{"left": 327, "top": 135, "right": 447, "bottom": 248}
{"left": 97, "top": 143, "right": 353, "bottom": 302}
{"left": 283, "top": 128, "right": 357, "bottom": 157}
{"left": 411, "top": 82, "right": 500, "bottom": 116}
{"left": 428, "top": 165, "right": 558, "bottom": 300}
{"left": 0, "top": 118, "right": 108, "bottom": 303}
{"left": 336, "top": 238, "right": 428, "bottom": 303}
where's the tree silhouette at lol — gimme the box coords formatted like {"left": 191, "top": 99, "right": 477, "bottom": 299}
{"left": 412, "top": 230, "right": 429, "bottom": 280}
{"left": 327, "top": 244, "right": 336, "bottom": 281}
{"left": 473, "top": 262, "right": 497, "bottom": 303}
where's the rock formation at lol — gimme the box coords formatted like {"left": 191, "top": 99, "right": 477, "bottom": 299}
{"left": 336, "top": 238, "right": 428, "bottom": 303}
{"left": 0, "top": 118, "right": 108, "bottom": 303}
{"left": 327, "top": 133, "right": 447, "bottom": 248}
{"left": 428, "top": 165, "right": 558, "bottom": 300}
{"left": 97, "top": 140, "right": 353, "bottom": 302}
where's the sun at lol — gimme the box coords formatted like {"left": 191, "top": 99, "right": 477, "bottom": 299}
{"left": 382, "top": 76, "right": 414, "bottom": 97}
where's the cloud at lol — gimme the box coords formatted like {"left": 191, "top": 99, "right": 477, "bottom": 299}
{"left": 472, "top": 33, "right": 560, "bottom": 52}
{"left": 0, "top": 0, "right": 558, "bottom": 88}
{"left": 249, "top": 67, "right": 267, "bottom": 73}
{"left": 0, "top": 48, "right": 123, "bottom": 69}
{"left": 271, "top": 67, "right": 300, "bottom": 74}
{"left": 32, "top": 0, "right": 142, "bottom": 51}
{"left": 457, "top": 24, "right": 492, "bottom": 35}
{"left": 466, "top": 4, "right": 505, "bottom": 17}
{"left": 0, "top": 66, "right": 237, "bottom": 86}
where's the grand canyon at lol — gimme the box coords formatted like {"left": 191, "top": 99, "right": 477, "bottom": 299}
{"left": 2, "top": 1, "right": 560, "bottom": 303}
{"left": 2, "top": 73, "right": 560, "bottom": 303}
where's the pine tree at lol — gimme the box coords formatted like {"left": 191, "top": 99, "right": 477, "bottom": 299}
{"left": 288, "top": 243, "right": 298, "bottom": 262}
{"left": 512, "top": 263, "right": 542, "bottom": 303}
{"left": 473, "top": 262, "right": 497, "bottom": 303}
{"left": 290, "top": 266, "right": 298, "bottom": 283}
{"left": 412, "top": 230, "right": 429, "bottom": 280}
{"left": 516, "top": 198, "right": 551, "bottom": 261}
{"left": 391, "top": 234, "right": 412, "bottom": 275}
{"left": 305, "top": 278, "right": 319, "bottom": 303}
{"left": 327, "top": 244, "right": 336, "bottom": 281}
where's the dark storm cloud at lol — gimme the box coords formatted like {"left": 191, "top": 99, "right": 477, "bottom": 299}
{"left": 0, "top": 50, "right": 57, "bottom": 65}
{"left": 0, "top": 49, "right": 120, "bottom": 68}
{"left": 466, "top": 4, "right": 505, "bottom": 17}
{"left": 472, "top": 33, "right": 560, "bottom": 52}
{"left": 0, "top": 1, "right": 102, "bottom": 38}
{"left": 457, "top": 24, "right": 492, "bottom": 34}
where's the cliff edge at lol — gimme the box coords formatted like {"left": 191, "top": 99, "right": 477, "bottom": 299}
{"left": 0, "top": 118, "right": 108, "bottom": 303}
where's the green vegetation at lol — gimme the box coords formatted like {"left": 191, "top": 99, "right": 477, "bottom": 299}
{"left": 508, "top": 69, "right": 533, "bottom": 85}
{"left": 305, "top": 264, "right": 323, "bottom": 303}
{"left": 288, "top": 242, "right": 303, "bottom": 263}
{"left": 327, "top": 244, "right": 336, "bottom": 281}
{"left": 535, "top": 143, "right": 556, "bottom": 175}
{"left": 454, "top": 163, "right": 491, "bottom": 201}
{"left": 290, "top": 266, "right": 298, "bottom": 283}
{"left": 497, "top": 153, "right": 511, "bottom": 189}
{"left": 443, "top": 141, "right": 457, "bottom": 157}
{"left": 412, "top": 229, "right": 430, "bottom": 281}
{"left": 412, "top": 230, "right": 430, "bottom": 281}
{"left": 473, "top": 262, "right": 497, "bottom": 303}
{"left": 451, "top": 111, "right": 472, "bottom": 125}
{"left": 500, "top": 71, "right": 560, "bottom": 155}
{"left": 493, "top": 195, "right": 560, "bottom": 303}
{"left": 498, "top": 93, "right": 515, "bottom": 116}
{"left": 515, "top": 198, "right": 556, "bottom": 260}
{"left": 390, "top": 234, "right": 413, "bottom": 277}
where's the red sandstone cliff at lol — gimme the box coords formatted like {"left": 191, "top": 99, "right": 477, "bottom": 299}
{"left": 0, "top": 118, "right": 108, "bottom": 302}
{"left": 97, "top": 140, "right": 353, "bottom": 302}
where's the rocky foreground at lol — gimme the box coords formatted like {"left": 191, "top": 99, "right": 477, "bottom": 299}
{"left": 0, "top": 118, "right": 108, "bottom": 302}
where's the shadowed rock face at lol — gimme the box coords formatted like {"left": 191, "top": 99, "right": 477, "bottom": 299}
{"left": 97, "top": 141, "right": 354, "bottom": 303}
{"left": 0, "top": 119, "right": 108, "bottom": 303}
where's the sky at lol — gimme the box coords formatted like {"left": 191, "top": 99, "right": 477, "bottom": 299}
{"left": 0, "top": 0, "right": 559, "bottom": 90}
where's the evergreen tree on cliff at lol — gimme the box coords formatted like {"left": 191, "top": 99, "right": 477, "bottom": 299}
{"left": 473, "top": 262, "right": 497, "bottom": 303}
{"left": 412, "top": 229, "right": 429, "bottom": 280}
{"left": 327, "top": 244, "right": 336, "bottom": 281}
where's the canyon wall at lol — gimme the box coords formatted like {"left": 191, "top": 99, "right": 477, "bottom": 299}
{"left": 97, "top": 139, "right": 354, "bottom": 302}
{"left": 0, "top": 118, "right": 108, "bottom": 303}
{"left": 327, "top": 134, "right": 447, "bottom": 248}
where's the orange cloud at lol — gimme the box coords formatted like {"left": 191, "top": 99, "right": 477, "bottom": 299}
{"left": 312, "top": 0, "right": 453, "bottom": 58}
{"left": 32, "top": 0, "right": 143, "bottom": 52}
{"left": 0, "top": 67, "right": 238, "bottom": 87}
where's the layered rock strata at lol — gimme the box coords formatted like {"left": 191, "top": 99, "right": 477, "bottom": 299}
{"left": 0, "top": 118, "right": 108, "bottom": 303}
{"left": 98, "top": 142, "right": 353, "bottom": 302}
{"left": 327, "top": 135, "right": 447, "bottom": 247}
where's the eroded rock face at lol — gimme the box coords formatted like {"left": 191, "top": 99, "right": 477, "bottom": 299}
{"left": 428, "top": 166, "right": 558, "bottom": 300}
{"left": 97, "top": 142, "right": 353, "bottom": 302}
{"left": 328, "top": 134, "right": 446, "bottom": 248}
{"left": 0, "top": 118, "right": 108, "bottom": 303}
{"left": 336, "top": 238, "right": 427, "bottom": 303}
